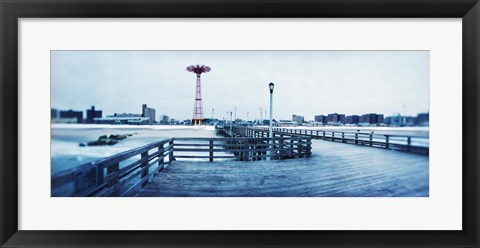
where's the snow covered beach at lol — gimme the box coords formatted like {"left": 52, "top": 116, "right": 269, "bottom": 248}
{"left": 51, "top": 124, "right": 216, "bottom": 173}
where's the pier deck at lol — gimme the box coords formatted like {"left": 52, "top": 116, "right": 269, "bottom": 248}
{"left": 137, "top": 139, "right": 428, "bottom": 197}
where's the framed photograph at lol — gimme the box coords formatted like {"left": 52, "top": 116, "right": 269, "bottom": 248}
{"left": 1, "top": 0, "right": 479, "bottom": 247}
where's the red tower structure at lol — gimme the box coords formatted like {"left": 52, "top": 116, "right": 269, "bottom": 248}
{"left": 187, "top": 64, "right": 211, "bottom": 125}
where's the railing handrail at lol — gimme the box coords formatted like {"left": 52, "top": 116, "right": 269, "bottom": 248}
{"left": 172, "top": 136, "right": 307, "bottom": 141}
{"left": 52, "top": 138, "right": 173, "bottom": 179}
{"left": 254, "top": 126, "right": 429, "bottom": 139}
{"left": 223, "top": 125, "right": 428, "bottom": 154}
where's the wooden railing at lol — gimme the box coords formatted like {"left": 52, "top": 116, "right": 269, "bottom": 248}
{"left": 51, "top": 138, "right": 174, "bottom": 197}
{"left": 224, "top": 126, "right": 429, "bottom": 155}
{"left": 174, "top": 137, "right": 311, "bottom": 161}
{"left": 52, "top": 136, "right": 311, "bottom": 197}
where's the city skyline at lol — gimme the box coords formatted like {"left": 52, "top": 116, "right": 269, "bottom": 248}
{"left": 51, "top": 104, "right": 429, "bottom": 124}
{"left": 51, "top": 51, "right": 429, "bottom": 121}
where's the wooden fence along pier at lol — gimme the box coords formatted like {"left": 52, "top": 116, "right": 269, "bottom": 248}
{"left": 52, "top": 135, "right": 312, "bottom": 197}
{"left": 174, "top": 137, "right": 311, "bottom": 161}
{"left": 220, "top": 126, "right": 429, "bottom": 155}
{"left": 52, "top": 139, "right": 174, "bottom": 197}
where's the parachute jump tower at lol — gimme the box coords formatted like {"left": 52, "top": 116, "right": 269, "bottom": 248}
{"left": 186, "top": 64, "right": 211, "bottom": 125}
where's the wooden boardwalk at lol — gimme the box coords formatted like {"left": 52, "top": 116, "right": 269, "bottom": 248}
{"left": 136, "top": 139, "right": 429, "bottom": 197}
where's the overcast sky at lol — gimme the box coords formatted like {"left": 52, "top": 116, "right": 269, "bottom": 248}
{"left": 51, "top": 51, "right": 429, "bottom": 121}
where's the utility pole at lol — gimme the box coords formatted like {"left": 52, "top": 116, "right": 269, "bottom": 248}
{"left": 230, "top": 111, "right": 233, "bottom": 135}
{"left": 268, "top": 82, "right": 275, "bottom": 160}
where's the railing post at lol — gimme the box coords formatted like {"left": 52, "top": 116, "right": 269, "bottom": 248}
{"left": 332, "top": 132, "right": 335, "bottom": 141}
{"left": 96, "top": 164, "right": 104, "bottom": 185}
{"left": 385, "top": 135, "right": 390, "bottom": 149}
{"left": 323, "top": 131, "right": 326, "bottom": 140}
{"left": 244, "top": 140, "right": 249, "bottom": 161}
{"left": 140, "top": 151, "right": 149, "bottom": 188}
{"left": 407, "top": 137, "right": 411, "bottom": 152}
{"left": 290, "top": 139, "right": 295, "bottom": 158}
{"left": 341, "top": 132, "right": 345, "bottom": 143}
{"left": 306, "top": 137, "right": 312, "bottom": 157}
{"left": 279, "top": 134, "right": 284, "bottom": 158}
{"left": 369, "top": 133, "right": 373, "bottom": 146}
{"left": 169, "top": 139, "right": 175, "bottom": 162}
{"left": 209, "top": 140, "right": 214, "bottom": 162}
{"left": 355, "top": 133, "right": 358, "bottom": 145}
{"left": 106, "top": 163, "right": 119, "bottom": 196}
{"left": 299, "top": 137, "right": 305, "bottom": 158}
{"left": 316, "top": 130, "right": 319, "bottom": 138}
{"left": 158, "top": 143, "right": 165, "bottom": 171}
{"left": 272, "top": 134, "right": 277, "bottom": 160}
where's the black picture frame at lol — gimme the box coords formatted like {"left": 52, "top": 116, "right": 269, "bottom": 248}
{"left": 1, "top": 0, "right": 479, "bottom": 247}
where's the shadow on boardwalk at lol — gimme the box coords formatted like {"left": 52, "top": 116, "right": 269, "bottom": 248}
{"left": 137, "top": 139, "right": 429, "bottom": 197}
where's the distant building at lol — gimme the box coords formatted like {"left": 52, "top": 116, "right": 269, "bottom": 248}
{"left": 278, "top": 120, "right": 297, "bottom": 127}
{"left": 327, "top": 113, "right": 345, "bottom": 124}
{"left": 384, "top": 114, "right": 421, "bottom": 126}
{"left": 404, "top": 116, "right": 417, "bottom": 126}
{"left": 113, "top": 113, "right": 142, "bottom": 117}
{"left": 60, "top": 109, "right": 83, "bottom": 123}
{"left": 384, "top": 115, "right": 402, "bottom": 126}
{"left": 314, "top": 112, "right": 385, "bottom": 125}
{"left": 416, "top": 113, "right": 429, "bottom": 126}
{"left": 51, "top": 108, "right": 59, "bottom": 119}
{"left": 142, "top": 104, "right": 156, "bottom": 125}
{"left": 86, "top": 106, "right": 102, "bottom": 124}
{"left": 94, "top": 116, "right": 151, "bottom": 125}
{"left": 292, "top": 114, "right": 304, "bottom": 124}
{"left": 314, "top": 115, "right": 327, "bottom": 124}
{"left": 95, "top": 110, "right": 151, "bottom": 125}
{"left": 204, "top": 118, "right": 219, "bottom": 125}
{"left": 376, "top": 114, "right": 384, "bottom": 124}
{"left": 345, "top": 115, "right": 359, "bottom": 124}
{"left": 360, "top": 113, "right": 383, "bottom": 125}
{"left": 360, "top": 113, "right": 372, "bottom": 124}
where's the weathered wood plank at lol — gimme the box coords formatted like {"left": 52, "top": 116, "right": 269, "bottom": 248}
{"left": 137, "top": 139, "right": 428, "bottom": 197}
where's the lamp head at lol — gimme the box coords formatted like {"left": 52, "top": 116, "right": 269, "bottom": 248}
{"left": 269, "top": 82, "right": 275, "bottom": 93}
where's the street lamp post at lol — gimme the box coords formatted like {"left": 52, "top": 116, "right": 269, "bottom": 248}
{"left": 268, "top": 82, "right": 274, "bottom": 160}
{"left": 230, "top": 111, "right": 233, "bottom": 136}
